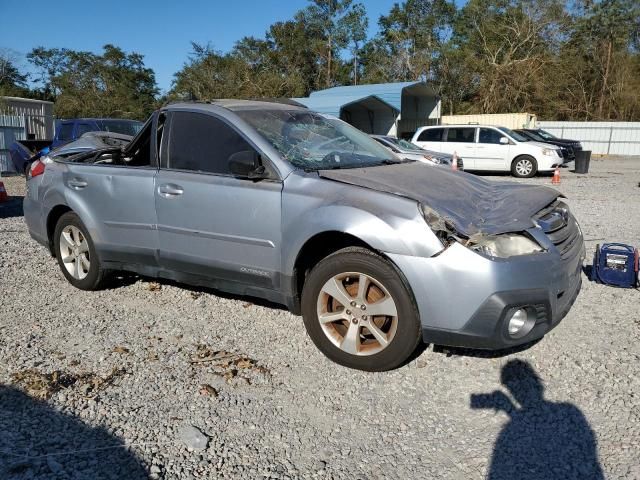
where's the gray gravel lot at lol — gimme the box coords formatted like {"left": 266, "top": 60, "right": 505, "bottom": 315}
{"left": 1, "top": 156, "right": 639, "bottom": 479}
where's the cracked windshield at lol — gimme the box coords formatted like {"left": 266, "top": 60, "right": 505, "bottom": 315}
{"left": 236, "top": 109, "right": 403, "bottom": 170}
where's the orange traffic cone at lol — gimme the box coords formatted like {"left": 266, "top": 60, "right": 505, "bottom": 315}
{"left": 451, "top": 151, "right": 459, "bottom": 171}
{"left": 0, "top": 182, "right": 7, "bottom": 203}
{"left": 551, "top": 167, "right": 561, "bottom": 185}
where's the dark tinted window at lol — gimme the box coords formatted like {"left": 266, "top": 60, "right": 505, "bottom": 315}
{"left": 97, "top": 120, "right": 143, "bottom": 136}
{"left": 446, "top": 128, "right": 475, "bottom": 143}
{"left": 75, "top": 123, "right": 94, "bottom": 137}
{"left": 417, "top": 128, "right": 444, "bottom": 142}
{"left": 58, "top": 123, "right": 74, "bottom": 141}
{"left": 168, "top": 112, "right": 254, "bottom": 175}
{"left": 479, "top": 128, "right": 506, "bottom": 144}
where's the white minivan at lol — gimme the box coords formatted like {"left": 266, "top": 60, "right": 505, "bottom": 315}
{"left": 411, "top": 125, "right": 565, "bottom": 177}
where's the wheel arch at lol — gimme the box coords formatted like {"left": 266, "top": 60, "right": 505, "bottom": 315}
{"left": 290, "top": 231, "right": 418, "bottom": 316}
{"left": 46, "top": 205, "right": 73, "bottom": 256}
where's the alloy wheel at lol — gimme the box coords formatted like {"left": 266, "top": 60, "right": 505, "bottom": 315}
{"left": 59, "top": 225, "right": 90, "bottom": 280}
{"left": 316, "top": 272, "right": 398, "bottom": 356}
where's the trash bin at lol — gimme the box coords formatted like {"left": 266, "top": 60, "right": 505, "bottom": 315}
{"left": 574, "top": 150, "right": 591, "bottom": 174}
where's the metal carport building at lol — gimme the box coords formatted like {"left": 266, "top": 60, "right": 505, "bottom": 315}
{"left": 294, "top": 81, "right": 441, "bottom": 138}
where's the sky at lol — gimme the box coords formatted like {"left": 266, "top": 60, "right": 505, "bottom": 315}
{"left": 0, "top": 0, "right": 400, "bottom": 94}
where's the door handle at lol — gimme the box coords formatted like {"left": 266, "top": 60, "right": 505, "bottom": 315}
{"left": 158, "top": 184, "right": 184, "bottom": 197}
{"left": 67, "top": 178, "right": 88, "bottom": 189}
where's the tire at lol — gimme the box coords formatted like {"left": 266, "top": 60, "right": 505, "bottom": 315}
{"left": 301, "top": 247, "right": 421, "bottom": 371}
{"left": 511, "top": 155, "right": 538, "bottom": 178}
{"left": 53, "top": 212, "right": 109, "bottom": 290}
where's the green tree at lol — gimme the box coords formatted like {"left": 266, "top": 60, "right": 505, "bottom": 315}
{"left": 299, "top": 0, "right": 366, "bottom": 87}
{"left": 361, "top": 0, "right": 456, "bottom": 83}
{"left": 342, "top": 3, "right": 368, "bottom": 84}
{"left": 0, "top": 49, "right": 30, "bottom": 97}
{"left": 450, "top": 0, "right": 567, "bottom": 114}
{"left": 27, "top": 45, "right": 158, "bottom": 119}
{"left": 558, "top": 0, "right": 640, "bottom": 119}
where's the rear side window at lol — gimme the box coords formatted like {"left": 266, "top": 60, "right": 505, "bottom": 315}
{"left": 58, "top": 123, "right": 74, "bottom": 141}
{"left": 478, "top": 128, "right": 505, "bottom": 144}
{"left": 417, "top": 128, "right": 444, "bottom": 142}
{"left": 446, "top": 128, "right": 475, "bottom": 143}
{"left": 167, "top": 112, "right": 254, "bottom": 175}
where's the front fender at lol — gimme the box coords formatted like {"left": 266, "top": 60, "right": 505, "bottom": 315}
{"left": 281, "top": 173, "right": 443, "bottom": 275}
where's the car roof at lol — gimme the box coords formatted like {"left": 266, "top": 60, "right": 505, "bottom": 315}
{"left": 420, "top": 124, "right": 503, "bottom": 129}
{"left": 165, "top": 99, "right": 308, "bottom": 113}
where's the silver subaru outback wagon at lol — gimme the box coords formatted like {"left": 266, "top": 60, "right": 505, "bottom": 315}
{"left": 24, "top": 100, "right": 585, "bottom": 371}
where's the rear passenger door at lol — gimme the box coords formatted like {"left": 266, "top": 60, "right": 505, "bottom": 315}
{"left": 155, "top": 110, "right": 283, "bottom": 290}
{"left": 442, "top": 127, "right": 477, "bottom": 168}
{"left": 61, "top": 117, "right": 159, "bottom": 267}
{"left": 476, "top": 128, "right": 511, "bottom": 170}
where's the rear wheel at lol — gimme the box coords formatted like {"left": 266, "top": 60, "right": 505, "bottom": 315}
{"left": 301, "top": 247, "right": 421, "bottom": 371}
{"left": 54, "top": 212, "right": 109, "bottom": 290}
{"left": 511, "top": 156, "right": 538, "bottom": 178}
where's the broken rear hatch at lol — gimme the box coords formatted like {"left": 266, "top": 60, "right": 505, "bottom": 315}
{"left": 318, "top": 162, "right": 561, "bottom": 237}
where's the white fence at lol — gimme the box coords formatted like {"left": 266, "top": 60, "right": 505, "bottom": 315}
{"left": 537, "top": 121, "right": 640, "bottom": 156}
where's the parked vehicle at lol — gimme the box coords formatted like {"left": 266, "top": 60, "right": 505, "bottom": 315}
{"left": 514, "top": 129, "right": 582, "bottom": 161}
{"left": 24, "top": 101, "right": 585, "bottom": 371}
{"left": 10, "top": 118, "right": 143, "bottom": 174}
{"left": 371, "top": 135, "right": 463, "bottom": 170}
{"left": 412, "top": 125, "right": 566, "bottom": 177}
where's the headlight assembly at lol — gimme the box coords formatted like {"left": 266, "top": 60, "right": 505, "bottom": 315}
{"left": 542, "top": 148, "right": 560, "bottom": 157}
{"left": 468, "top": 233, "right": 543, "bottom": 258}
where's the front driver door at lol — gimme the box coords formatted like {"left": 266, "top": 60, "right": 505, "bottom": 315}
{"left": 155, "top": 110, "right": 283, "bottom": 290}
{"left": 476, "top": 128, "right": 511, "bottom": 170}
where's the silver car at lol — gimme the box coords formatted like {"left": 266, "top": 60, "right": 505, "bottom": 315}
{"left": 371, "top": 134, "right": 464, "bottom": 170}
{"left": 24, "top": 100, "right": 585, "bottom": 371}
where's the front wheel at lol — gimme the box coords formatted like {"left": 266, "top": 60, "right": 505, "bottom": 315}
{"left": 301, "top": 247, "right": 422, "bottom": 371}
{"left": 54, "top": 212, "right": 109, "bottom": 290}
{"left": 511, "top": 156, "right": 538, "bottom": 178}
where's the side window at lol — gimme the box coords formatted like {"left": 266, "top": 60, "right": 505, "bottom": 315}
{"left": 58, "top": 123, "right": 74, "bottom": 141}
{"left": 168, "top": 112, "right": 254, "bottom": 175}
{"left": 75, "top": 123, "right": 94, "bottom": 138}
{"left": 417, "top": 128, "right": 443, "bottom": 142}
{"left": 479, "top": 128, "right": 506, "bottom": 144}
{"left": 446, "top": 128, "right": 475, "bottom": 143}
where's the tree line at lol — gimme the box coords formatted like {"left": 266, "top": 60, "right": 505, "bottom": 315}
{"left": 1, "top": 0, "right": 639, "bottom": 122}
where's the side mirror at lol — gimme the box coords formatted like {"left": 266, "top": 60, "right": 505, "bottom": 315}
{"left": 228, "top": 150, "right": 268, "bottom": 180}
{"left": 499, "top": 137, "right": 509, "bottom": 145}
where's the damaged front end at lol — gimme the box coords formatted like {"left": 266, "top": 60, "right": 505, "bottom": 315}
{"left": 420, "top": 204, "right": 545, "bottom": 259}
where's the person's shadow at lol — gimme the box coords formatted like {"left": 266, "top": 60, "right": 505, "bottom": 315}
{"left": 470, "top": 360, "right": 604, "bottom": 480}
{"left": 0, "top": 385, "right": 148, "bottom": 479}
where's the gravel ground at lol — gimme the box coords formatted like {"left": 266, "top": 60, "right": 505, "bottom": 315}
{"left": 1, "top": 156, "right": 639, "bottom": 480}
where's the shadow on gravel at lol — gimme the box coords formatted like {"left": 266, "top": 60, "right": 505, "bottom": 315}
{"left": 0, "top": 196, "right": 24, "bottom": 219}
{"left": 470, "top": 360, "right": 604, "bottom": 480}
{"left": 0, "top": 385, "right": 148, "bottom": 479}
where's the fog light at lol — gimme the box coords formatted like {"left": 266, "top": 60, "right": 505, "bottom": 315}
{"left": 508, "top": 309, "right": 527, "bottom": 334}
{"left": 507, "top": 308, "right": 535, "bottom": 339}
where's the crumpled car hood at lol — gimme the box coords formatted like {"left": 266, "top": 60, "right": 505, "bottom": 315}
{"left": 318, "top": 162, "right": 561, "bottom": 236}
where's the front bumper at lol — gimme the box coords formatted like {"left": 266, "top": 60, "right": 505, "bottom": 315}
{"left": 387, "top": 228, "right": 585, "bottom": 350}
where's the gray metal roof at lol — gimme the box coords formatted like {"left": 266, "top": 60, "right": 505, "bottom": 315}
{"left": 293, "top": 81, "right": 436, "bottom": 117}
